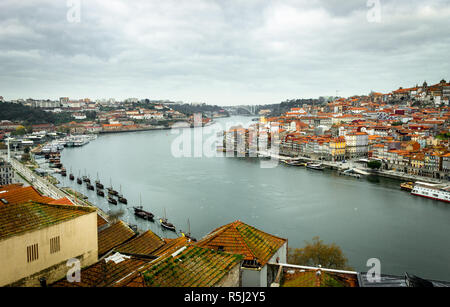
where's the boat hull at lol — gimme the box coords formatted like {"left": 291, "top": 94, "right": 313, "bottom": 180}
{"left": 411, "top": 192, "right": 450, "bottom": 203}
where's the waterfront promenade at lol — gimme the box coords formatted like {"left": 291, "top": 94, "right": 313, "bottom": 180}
{"left": 0, "top": 152, "right": 109, "bottom": 221}
{"left": 257, "top": 150, "right": 448, "bottom": 184}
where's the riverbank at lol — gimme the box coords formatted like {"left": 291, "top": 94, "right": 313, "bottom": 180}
{"left": 55, "top": 116, "right": 450, "bottom": 280}
{"left": 256, "top": 151, "right": 449, "bottom": 185}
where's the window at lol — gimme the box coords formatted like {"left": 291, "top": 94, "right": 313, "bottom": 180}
{"left": 27, "top": 243, "right": 39, "bottom": 263}
{"left": 50, "top": 236, "right": 60, "bottom": 254}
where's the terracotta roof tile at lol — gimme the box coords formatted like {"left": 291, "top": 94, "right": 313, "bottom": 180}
{"left": 115, "top": 230, "right": 165, "bottom": 256}
{"left": 48, "top": 197, "right": 74, "bottom": 206}
{"left": 152, "top": 236, "right": 189, "bottom": 257}
{"left": 118, "top": 246, "right": 243, "bottom": 287}
{"left": 51, "top": 254, "right": 149, "bottom": 287}
{"left": 0, "top": 202, "right": 96, "bottom": 240}
{"left": 0, "top": 186, "right": 53, "bottom": 205}
{"left": 0, "top": 183, "right": 24, "bottom": 192}
{"left": 98, "top": 221, "right": 136, "bottom": 257}
{"left": 282, "top": 269, "right": 358, "bottom": 287}
{"left": 97, "top": 214, "right": 108, "bottom": 228}
{"left": 196, "top": 220, "right": 287, "bottom": 267}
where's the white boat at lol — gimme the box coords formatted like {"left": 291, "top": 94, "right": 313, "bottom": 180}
{"left": 306, "top": 163, "right": 325, "bottom": 171}
{"left": 411, "top": 182, "right": 450, "bottom": 203}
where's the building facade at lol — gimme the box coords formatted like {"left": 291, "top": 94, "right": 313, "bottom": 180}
{"left": 0, "top": 158, "right": 14, "bottom": 186}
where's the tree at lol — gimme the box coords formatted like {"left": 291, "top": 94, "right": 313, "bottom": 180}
{"left": 367, "top": 160, "right": 382, "bottom": 170}
{"left": 288, "top": 236, "right": 352, "bottom": 270}
{"left": 11, "top": 126, "right": 26, "bottom": 136}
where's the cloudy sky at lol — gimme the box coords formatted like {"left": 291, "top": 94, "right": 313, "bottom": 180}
{"left": 0, "top": 0, "right": 449, "bottom": 105}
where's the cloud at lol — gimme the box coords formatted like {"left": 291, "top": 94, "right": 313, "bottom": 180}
{"left": 0, "top": 0, "right": 449, "bottom": 104}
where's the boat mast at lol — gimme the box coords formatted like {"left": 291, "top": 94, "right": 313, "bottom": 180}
{"left": 188, "top": 218, "right": 191, "bottom": 236}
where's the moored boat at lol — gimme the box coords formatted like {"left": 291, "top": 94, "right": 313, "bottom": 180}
{"left": 160, "top": 208, "right": 176, "bottom": 231}
{"left": 180, "top": 219, "right": 197, "bottom": 241}
{"left": 306, "top": 163, "right": 325, "bottom": 171}
{"left": 118, "top": 185, "right": 127, "bottom": 204}
{"left": 282, "top": 160, "right": 307, "bottom": 167}
{"left": 96, "top": 181, "right": 104, "bottom": 189}
{"left": 133, "top": 206, "right": 154, "bottom": 221}
{"left": 411, "top": 182, "right": 450, "bottom": 203}
{"left": 95, "top": 173, "right": 104, "bottom": 189}
{"left": 108, "top": 195, "right": 118, "bottom": 205}
{"left": 160, "top": 218, "right": 176, "bottom": 231}
{"left": 401, "top": 182, "right": 414, "bottom": 192}
{"left": 97, "top": 189, "right": 105, "bottom": 197}
{"left": 107, "top": 178, "right": 118, "bottom": 196}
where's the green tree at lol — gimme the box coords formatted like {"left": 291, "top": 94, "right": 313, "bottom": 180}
{"left": 367, "top": 160, "right": 382, "bottom": 170}
{"left": 288, "top": 236, "right": 352, "bottom": 270}
{"left": 11, "top": 126, "right": 26, "bottom": 136}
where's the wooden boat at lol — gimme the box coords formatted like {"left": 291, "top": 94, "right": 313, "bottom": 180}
{"left": 95, "top": 173, "right": 104, "bottom": 189}
{"left": 401, "top": 182, "right": 414, "bottom": 192}
{"left": 108, "top": 196, "right": 117, "bottom": 205}
{"left": 118, "top": 196, "right": 127, "bottom": 204}
{"left": 87, "top": 183, "right": 94, "bottom": 191}
{"left": 118, "top": 185, "right": 127, "bottom": 204}
{"left": 180, "top": 219, "right": 197, "bottom": 241}
{"left": 97, "top": 189, "right": 105, "bottom": 197}
{"left": 160, "top": 218, "right": 176, "bottom": 231}
{"left": 160, "top": 209, "right": 176, "bottom": 231}
{"left": 107, "top": 178, "right": 118, "bottom": 196}
{"left": 133, "top": 207, "right": 154, "bottom": 221}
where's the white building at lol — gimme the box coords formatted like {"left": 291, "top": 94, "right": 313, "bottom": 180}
{"left": 0, "top": 202, "right": 98, "bottom": 286}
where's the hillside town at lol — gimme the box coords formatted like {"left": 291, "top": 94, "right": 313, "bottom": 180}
{"left": 0, "top": 98, "right": 227, "bottom": 139}
{"left": 223, "top": 79, "right": 450, "bottom": 182}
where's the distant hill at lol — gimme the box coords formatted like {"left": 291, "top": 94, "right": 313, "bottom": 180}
{"left": 256, "top": 98, "right": 322, "bottom": 116}
{"left": 170, "top": 103, "right": 229, "bottom": 117}
{"left": 0, "top": 102, "right": 73, "bottom": 125}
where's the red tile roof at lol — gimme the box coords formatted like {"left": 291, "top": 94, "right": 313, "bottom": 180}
{"left": 97, "top": 221, "right": 136, "bottom": 257}
{"left": 196, "top": 220, "right": 287, "bottom": 267}
{"left": 118, "top": 246, "right": 243, "bottom": 287}
{"left": 0, "top": 186, "right": 54, "bottom": 205}
{"left": 115, "top": 230, "right": 165, "bottom": 256}
{"left": 51, "top": 254, "right": 149, "bottom": 287}
{"left": 0, "top": 202, "right": 96, "bottom": 240}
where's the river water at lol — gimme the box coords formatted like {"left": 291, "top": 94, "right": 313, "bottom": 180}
{"left": 57, "top": 116, "right": 450, "bottom": 280}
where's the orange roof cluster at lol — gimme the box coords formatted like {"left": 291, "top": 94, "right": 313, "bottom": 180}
{"left": 0, "top": 202, "right": 95, "bottom": 240}
{"left": 52, "top": 255, "right": 149, "bottom": 287}
{"left": 115, "top": 230, "right": 165, "bottom": 256}
{"left": 196, "top": 220, "right": 286, "bottom": 267}
{"left": 120, "top": 246, "right": 243, "bottom": 287}
{"left": 0, "top": 186, "right": 54, "bottom": 205}
{"left": 97, "top": 221, "right": 136, "bottom": 257}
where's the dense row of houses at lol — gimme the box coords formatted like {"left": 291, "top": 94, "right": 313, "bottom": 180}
{"left": 223, "top": 80, "right": 450, "bottom": 180}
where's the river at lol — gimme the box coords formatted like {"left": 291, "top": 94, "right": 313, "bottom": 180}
{"left": 56, "top": 116, "right": 450, "bottom": 281}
